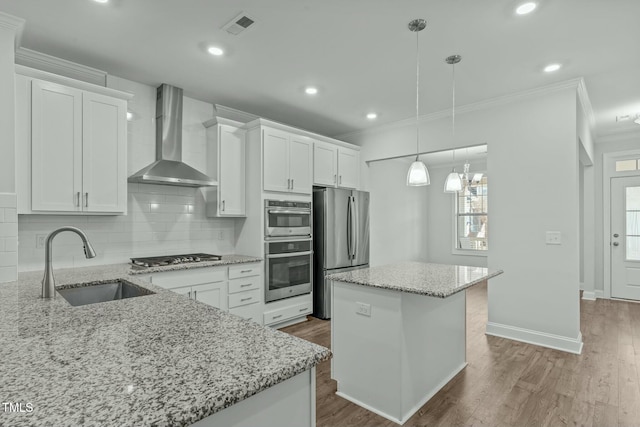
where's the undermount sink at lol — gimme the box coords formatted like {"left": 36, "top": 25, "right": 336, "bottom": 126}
{"left": 57, "top": 280, "right": 155, "bottom": 307}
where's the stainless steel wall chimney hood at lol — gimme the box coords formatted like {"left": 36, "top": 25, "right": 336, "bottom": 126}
{"left": 128, "top": 84, "right": 217, "bottom": 187}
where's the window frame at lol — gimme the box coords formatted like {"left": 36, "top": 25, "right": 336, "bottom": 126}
{"left": 452, "top": 172, "right": 488, "bottom": 257}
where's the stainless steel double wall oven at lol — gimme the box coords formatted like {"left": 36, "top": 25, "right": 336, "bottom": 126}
{"left": 264, "top": 200, "right": 313, "bottom": 303}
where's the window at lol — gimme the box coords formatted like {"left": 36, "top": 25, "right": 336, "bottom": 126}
{"left": 455, "top": 175, "right": 488, "bottom": 251}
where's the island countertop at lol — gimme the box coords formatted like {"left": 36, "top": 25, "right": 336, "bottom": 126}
{"left": 0, "top": 263, "right": 330, "bottom": 427}
{"left": 326, "top": 261, "right": 503, "bottom": 298}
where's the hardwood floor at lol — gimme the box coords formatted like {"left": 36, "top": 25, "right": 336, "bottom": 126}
{"left": 281, "top": 283, "right": 640, "bottom": 427}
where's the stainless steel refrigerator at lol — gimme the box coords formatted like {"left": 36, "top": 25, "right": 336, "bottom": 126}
{"left": 313, "top": 187, "right": 370, "bottom": 319}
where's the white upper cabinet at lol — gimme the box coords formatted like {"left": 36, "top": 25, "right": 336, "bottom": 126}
{"left": 205, "top": 120, "right": 246, "bottom": 217}
{"left": 17, "top": 70, "right": 130, "bottom": 215}
{"left": 263, "top": 127, "right": 312, "bottom": 195}
{"left": 313, "top": 141, "right": 360, "bottom": 189}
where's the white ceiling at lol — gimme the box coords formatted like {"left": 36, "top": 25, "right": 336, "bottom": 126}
{"left": 2, "top": 0, "right": 639, "bottom": 138}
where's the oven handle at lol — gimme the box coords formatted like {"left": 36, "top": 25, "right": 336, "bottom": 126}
{"left": 266, "top": 209, "right": 311, "bottom": 214}
{"left": 266, "top": 251, "right": 313, "bottom": 259}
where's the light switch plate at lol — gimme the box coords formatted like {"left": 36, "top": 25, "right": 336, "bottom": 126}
{"left": 356, "top": 302, "right": 371, "bottom": 317}
{"left": 546, "top": 231, "right": 561, "bottom": 245}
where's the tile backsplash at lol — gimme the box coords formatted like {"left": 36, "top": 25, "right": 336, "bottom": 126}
{"left": 18, "top": 183, "right": 235, "bottom": 272}
{"left": 0, "top": 193, "right": 18, "bottom": 282}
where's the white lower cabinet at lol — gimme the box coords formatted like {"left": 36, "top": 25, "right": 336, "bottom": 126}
{"left": 142, "top": 262, "right": 263, "bottom": 325}
{"left": 263, "top": 294, "right": 312, "bottom": 327}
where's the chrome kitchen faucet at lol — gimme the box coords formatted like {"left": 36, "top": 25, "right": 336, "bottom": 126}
{"left": 41, "top": 226, "right": 97, "bottom": 298}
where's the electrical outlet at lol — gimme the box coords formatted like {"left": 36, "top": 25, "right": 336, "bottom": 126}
{"left": 36, "top": 234, "right": 47, "bottom": 249}
{"left": 356, "top": 302, "right": 371, "bottom": 317}
{"left": 217, "top": 230, "right": 225, "bottom": 240}
{"left": 545, "top": 231, "right": 562, "bottom": 245}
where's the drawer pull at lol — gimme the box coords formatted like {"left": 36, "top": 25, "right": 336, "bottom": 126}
{"left": 273, "top": 314, "right": 283, "bottom": 319}
{"left": 241, "top": 297, "right": 253, "bottom": 302}
{"left": 299, "top": 307, "right": 308, "bottom": 312}
{"left": 240, "top": 269, "right": 252, "bottom": 273}
{"left": 240, "top": 283, "right": 252, "bottom": 288}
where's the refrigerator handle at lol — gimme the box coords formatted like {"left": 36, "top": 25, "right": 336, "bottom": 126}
{"left": 352, "top": 196, "right": 358, "bottom": 259}
{"left": 349, "top": 196, "right": 357, "bottom": 259}
{"left": 346, "top": 196, "right": 352, "bottom": 259}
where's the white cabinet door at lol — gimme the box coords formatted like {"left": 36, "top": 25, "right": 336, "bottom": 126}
{"left": 288, "top": 135, "right": 313, "bottom": 194}
{"left": 313, "top": 142, "right": 337, "bottom": 187}
{"left": 82, "top": 91, "right": 127, "bottom": 213}
{"left": 193, "top": 281, "right": 229, "bottom": 311}
{"left": 31, "top": 80, "right": 82, "bottom": 212}
{"left": 338, "top": 147, "right": 359, "bottom": 189}
{"left": 218, "top": 125, "right": 245, "bottom": 216}
{"left": 263, "top": 128, "right": 290, "bottom": 193}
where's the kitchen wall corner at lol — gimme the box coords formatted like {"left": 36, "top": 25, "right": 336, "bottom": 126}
{"left": 0, "top": 193, "right": 18, "bottom": 282}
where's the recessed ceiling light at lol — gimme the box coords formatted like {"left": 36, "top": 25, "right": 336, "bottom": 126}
{"left": 305, "top": 87, "right": 318, "bottom": 95}
{"left": 93, "top": 0, "right": 109, "bottom": 3}
{"left": 515, "top": 2, "right": 537, "bottom": 15}
{"left": 543, "top": 63, "right": 561, "bottom": 73}
{"left": 366, "top": 113, "right": 377, "bottom": 120}
{"left": 207, "top": 46, "right": 224, "bottom": 56}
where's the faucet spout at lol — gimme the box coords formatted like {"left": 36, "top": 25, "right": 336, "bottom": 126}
{"left": 42, "top": 226, "right": 97, "bottom": 299}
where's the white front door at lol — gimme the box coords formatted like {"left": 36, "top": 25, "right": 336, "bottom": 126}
{"left": 611, "top": 176, "right": 640, "bottom": 300}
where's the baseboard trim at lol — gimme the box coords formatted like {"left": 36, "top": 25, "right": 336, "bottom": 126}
{"left": 486, "top": 322, "right": 583, "bottom": 354}
{"left": 336, "top": 362, "right": 467, "bottom": 425}
{"left": 595, "top": 289, "right": 604, "bottom": 299}
{"left": 582, "top": 291, "right": 596, "bottom": 300}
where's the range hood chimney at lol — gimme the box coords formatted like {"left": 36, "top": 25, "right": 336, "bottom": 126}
{"left": 128, "top": 84, "right": 216, "bottom": 187}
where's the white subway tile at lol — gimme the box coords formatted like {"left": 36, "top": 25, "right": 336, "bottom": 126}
{"left": 0, "top": 193, "right": 17, "bottom": 209}
{"left": 0, "top": 266, "right": 17, "bottom": 283}
{"left": 0, "top": 252, "right": 18, "bottom": 267}
{"left": 0, "top": 223, "right": 18, "bottom": 237}
{"left": 5, "top": 237, "right": 17, "bottom": 252}
{"left": 4, "top": 208, "right": 18, "bottom": 223}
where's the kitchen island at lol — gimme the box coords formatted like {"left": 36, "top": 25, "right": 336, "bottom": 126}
{"left": 327, "top": 261, "right": 502, "bottom": 425}
{"left": 0, "top": 261, "right": 330, "bottom": 427}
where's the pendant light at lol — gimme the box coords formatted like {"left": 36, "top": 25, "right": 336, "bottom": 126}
{"left": 444, "top": 54, "right": 463, "bottom": 193}
{"left": 406, "top": 19, "right": 430, "bottom": 186}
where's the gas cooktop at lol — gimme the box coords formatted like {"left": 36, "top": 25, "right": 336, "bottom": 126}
{"left": 130, "top": 253, "right": 222, "bottom": 268}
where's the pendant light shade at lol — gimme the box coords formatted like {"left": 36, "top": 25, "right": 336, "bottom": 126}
{"left": 406, "top": 19, "right": 430, "bottom": 187}
{"left": 444, "top": 170, "right": 462, "bottom": 192}
{"left": 407, "top": 160, "right": 430, "bottom": 186}
{"left": 443, "top": 54, "right": 462, "bottom": 193}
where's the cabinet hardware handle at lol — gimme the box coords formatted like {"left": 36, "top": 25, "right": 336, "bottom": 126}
{"left": 84, "top": 192, "right": 89, "bottom": 208}
{"left": 241, "top": 269, "right": 252, "bottom": 273}
{"left": 291, "top": 179, "right": 294, "bottom": 189}
{"left": 613, "top": 242, "right": 619, "bottom": 246}
{"left": 613, "top": 233, "right": 619, "bottom": 238}
{"left": 194, "top": 290, "right": 197, "bottom": 300}
{"left": 334, "top": 174, "right": 337, "bottom": 183}
{"left": 273, "top": 314, "right": 283, "bottom": 319}
{"left": 287, "top": 178, "right": 290, "bottom": 189}
{"left": 241, "top": 297, "right": 252, "bottom": 302}
{"left": 240, "top": 283, "right": 252, "bottom": 287}
{"left": 76, "top": 191, "right": 80, "bottom": 207}
{"left": 299, "top": 308, "right": 308, "bottom": 312}
{"left": 188, "top": 291, "right": 192, "bottom": 299}
{"left": 339, "top": 175, "right": 342, "bottom": 185}
{"left": 222, "top": 200, "right": 225, "bottom": 211}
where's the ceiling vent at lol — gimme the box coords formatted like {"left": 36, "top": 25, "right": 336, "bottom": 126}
{"left": 222, "top": 12, "right": 256, "bottom": 35}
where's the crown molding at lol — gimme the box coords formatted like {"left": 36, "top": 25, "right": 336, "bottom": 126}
{"left": 576, "top": 78, "right": 596, "bottom": 134}
{"left": 0, "top": 12, "right": 25, "bottom": 49}
{"left": 244, "top": 118, "right": 360, "bottom": 150}
{"left": 335, "top": 78, "right": 585, "bottom": 141}
{"left": 214, "top": 104, "right": 260, "bottom": 124}
{"left": 596, "top": 126, "right": 640, "bottom": 144}
{"left": 15, "top": 47, "right": 107, "bottom": 86}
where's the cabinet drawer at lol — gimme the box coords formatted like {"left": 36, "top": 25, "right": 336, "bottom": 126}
{"left": 229, "top": 304, "right": 263, "bottom": 325}
{"left": 264, "top": 302, "right": 312, "bottom": 325}
{"left": 228, "top": 289, "right": 261, "bottom": 309}
{"left": 229, "top": 263, "right": 260, "bottom": 279}
{"left": 228, "top": 275, "right": 261, "bottom": 294}
{"left": 148, "top": 267, "right": 226, "bottom": 289}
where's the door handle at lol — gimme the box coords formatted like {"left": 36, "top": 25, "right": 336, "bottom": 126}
{"left": 613, "top": 242, "right": 620, "bottom": 246}
{"left": 76, "top": 191, "right": 80, "bottom": 207}
{"left": 346, "top": 198, "right": 352, "bottom": 258}
{"left": 613, "top": 233, "right": 619, "bottom": 238}
{"left": 84, "top": 192, "right": 89, "bottom": 208}
{"left": 222, "top": 200, "right": 225, "bottom": 211}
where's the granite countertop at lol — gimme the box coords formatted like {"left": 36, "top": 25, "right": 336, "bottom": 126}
{"left": 326, "top": 261, "right": 503, "bottom": 298}
{"left": 0, "top": 262, "right": 330, "bottom": 427}
{"left": 128, "top": 254, "right": 263, "bottom": 275}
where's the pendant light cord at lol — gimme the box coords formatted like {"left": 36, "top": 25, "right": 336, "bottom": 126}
{"left": 415, "top": 30, "right": 420, "bottom": 161}
{"left": 452, "top": 61, "right": 456, "bottom": 166}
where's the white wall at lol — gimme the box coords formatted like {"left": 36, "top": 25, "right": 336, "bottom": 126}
{"left": 426, "top": 162, "right": 487, "bottom": 268}
{"left": 367, "top": 160, "right": 428, "bottom": 266}
{"left": 344, "top": 84, "right": 583, "bottom": 353}
{"left": 0, "top": 13, "right": 22, "bottom": 282}
{"left": 17, "top": 75, "right": 236, "bottom": 272}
